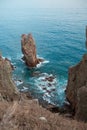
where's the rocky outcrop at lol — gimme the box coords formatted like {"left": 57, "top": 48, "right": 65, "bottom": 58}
{"left": 0, "top": 56, "right": 19, "bottom": 101}
{"left": 21, "top": 34, "right": 43, "bottom": 67}
{"left": 66, "top": 54, "right": 87, "bottom": 121}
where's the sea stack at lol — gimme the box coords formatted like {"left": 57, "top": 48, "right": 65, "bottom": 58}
{"left": 66, "top": 54, "right": 87, "bottom": 121}
{"left": 21, "top": 34, "right": 43, "bottom": 67}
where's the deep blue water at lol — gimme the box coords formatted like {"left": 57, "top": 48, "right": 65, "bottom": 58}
{"left": 0, "top": 8, "right": 87, "bottom": 106}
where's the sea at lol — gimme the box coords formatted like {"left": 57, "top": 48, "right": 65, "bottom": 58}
{"left": 0, "top": 7, "right": 87, "bottom": 106}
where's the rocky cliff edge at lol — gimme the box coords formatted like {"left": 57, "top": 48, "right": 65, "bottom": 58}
{"left": 66, "top": 54, "right": 87, "bottom": 122}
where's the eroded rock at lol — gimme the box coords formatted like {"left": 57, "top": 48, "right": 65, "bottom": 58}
{"left": 75, "top": 86, "right": 87, "bottom": 122}
{"left": 66, "top": 54, "right": 87, "bottom": 121}
{"left": 0, "top": 56, "right": 19, "bottom": 101}
{"left": 21, "top": 34, "right": 43, "bottom": 67}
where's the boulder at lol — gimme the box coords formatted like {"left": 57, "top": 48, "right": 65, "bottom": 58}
{"left": 21, "top": 34, "right": 43, "bottom": 67}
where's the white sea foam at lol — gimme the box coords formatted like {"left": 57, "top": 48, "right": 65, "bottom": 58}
{"left": 34, "top": 72, "right": 57, "bottom": 104}
{"left": 43, "top": 94, "right": 51, "bottom": 103}
{"left": 2, "top": 56, "right": 5, "bottom": 59}
{"left": 43, "top": 60, "right": 49, "bottom": 64}
{"left": 20, "top": 58, "right": 25, "bottom": 63}
{"left": 15, "top": 80, "right": 23, "bottom": 86}
{"left": 22, "top": 70, "right": 24, "bottom": 73}
{"left": 21, "top": 86, "right": 28, "bottom": 91}
{"left": 2, "top": 56, "right": 11, "bottom": 61}
{"left": 36, "top": 62, "right": 42, "bottom": 68}
{"left": 36, "top": 55, "right": 49, "bottom": 68}
{"left": 7, "top": 56, "right": 11, "bottom": 61}
{"left": 44, "top": 93, "right": 51, "bottom": 98}
{"left": 12, "top": 62, "right": 16, "bottom": 65}
{"left": 46, "top": 87, "right": 55, "bottom": 91}
{"left": 17, "top": 54, "right": 23, "bottom": 59}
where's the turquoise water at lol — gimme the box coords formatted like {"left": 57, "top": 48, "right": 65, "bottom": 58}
{"left": 0, "top": 8, "right": 87, "bottom": 106}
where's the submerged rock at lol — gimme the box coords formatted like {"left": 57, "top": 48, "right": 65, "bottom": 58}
{"left": 66, "top": 54, "right": 87, "bottom": 121}
{"left": 45, "top": 76, "right": 55, "bottom": 82}
{"left": 0, "top": 56, "right": 19, "bottom": 101}
{"left": 21, "top": 34, "right": 43, "bottom": 67}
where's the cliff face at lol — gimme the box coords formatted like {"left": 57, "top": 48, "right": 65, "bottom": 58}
{"left": 66, "top": 54, "right": 87, "bottom": 121}
{"left": 0, "top": 56, "right": 19, "bottom": 101}
{"left": 76, "top": 86, "right": 87, "bottom": 121}
{"left": 21, "top": 34, "right": 42, "bottom": 67}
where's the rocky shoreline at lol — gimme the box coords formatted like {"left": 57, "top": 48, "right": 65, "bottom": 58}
{"left": 0, "top": 31, "right": 87, "bottom": 129}
{"left": 0, "top": 55, "right": 87, "bottom": 130}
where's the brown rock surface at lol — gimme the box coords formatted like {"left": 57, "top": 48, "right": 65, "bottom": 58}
{"left": 21, "top": 34, "right": 42, "bottom": 67}
{"left": 0, "top": 99, "right": 87, "bottom": 130}
{"left": 66, "top": 54, "right": 87, "bottom": 121}
{"left": 0, "top": 56, "right": 19, "bottom": 101}
{"left": 75, "top": 86, "right": 87, "bottom": 122}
